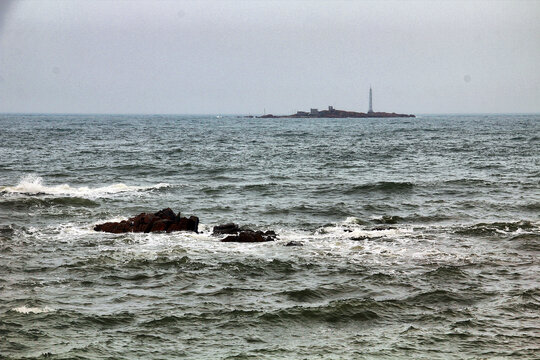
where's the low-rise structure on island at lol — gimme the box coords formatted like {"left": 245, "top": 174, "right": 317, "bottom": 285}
{"left": 257, "top": 88, "right": 414, "bottom": 119}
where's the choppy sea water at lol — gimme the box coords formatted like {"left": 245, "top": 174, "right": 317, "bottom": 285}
{"left": 0, "top": 113, "right": 539, "bottom": 359}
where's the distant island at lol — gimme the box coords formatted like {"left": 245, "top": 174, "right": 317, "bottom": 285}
{"left": 254, "top": 87, "right": 414, "bottom": 119}
{"left": 256, "top": 106, "right": 415, "bottom": 119}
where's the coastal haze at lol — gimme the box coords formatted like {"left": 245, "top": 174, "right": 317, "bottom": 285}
{"left": 0, "top": 0, "right": 539, "bottom": 114}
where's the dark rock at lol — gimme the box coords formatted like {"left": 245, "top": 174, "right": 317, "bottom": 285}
{"left": 150, "top": 219, "right": 173, "bottom": 232}
{"left": 94, "top": 220, "right": 131, "bottom": 234}
{"left": 168, "top": 216, "right": 199, "bottom": 233}
{"left": 94, "top": 208, "right": 199, "bottom": 234}
{"left": 213, "top": 223, "right": 240, "bottom": 235}
{"left": 221, "top": 230, "right": 276, "bottom": 243}
{"left": 154, "top": 208, "right": 176, "bottom": 222}
{"left": 351, "top": 236, "right": 385, "bottom": 241}
{"left": 167, "top": 222, "right": 182, "bottom": 232}
{"left": 285, "top": 241, "right": 303, "bottom": 247}
{"left": 350, "top": 236, "right": 369, "bottom": 241}
{"left": 188, "top": 216, "right": 199, "bottom": 232}
{"left": 371, "top": 226, "right": 397, "bottom": 231}
{"left": 238, "top": 231, "right": 264, "bottom": 242}
{"left": 133, "top": 213, "right": 160, "bottom": 233}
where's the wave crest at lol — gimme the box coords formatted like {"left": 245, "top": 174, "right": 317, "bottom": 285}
{"left": 0, "top": 175, "right": 171, "bottom": 199}
{"left": 344, "top": 181, "right": 415, "bottom": 195}
{"left": 11, "top": 306, "right": 55, "bottom": 314}
{"left": 456, "top": 221, "right": 537, "bottom": 236}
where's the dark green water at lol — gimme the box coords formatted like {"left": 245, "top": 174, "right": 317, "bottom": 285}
{"left": 0, "top": 114, "right": 539, "bottom": 359}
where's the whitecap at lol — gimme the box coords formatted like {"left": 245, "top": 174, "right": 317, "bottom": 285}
{"left": 11, "top": 306, "right": 55, "bottom": 314}
{"left": 0, "top": 175, "right": 171, "bottom": 198}
{"left": 343, "top": 216, "right": 370, "bottom": 225}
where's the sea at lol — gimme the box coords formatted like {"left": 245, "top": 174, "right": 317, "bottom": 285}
{"left": 0, "top": 113, "right": 538, "bottom": 359}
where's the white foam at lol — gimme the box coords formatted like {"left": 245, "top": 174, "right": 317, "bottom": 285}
{"left": 316, "top": 220, "right": 414, "bottom": 241}
{"left": 0, "top": 175, "right": 170, "bottom": 198}
{"left": 23, "top": 215, "right": 481, "bottom": 271}
{"left": 343, "top": 216, "right": 369, "bottom": 225}
{"left": 12, "top": 306, "right": 55, "bottom": 314}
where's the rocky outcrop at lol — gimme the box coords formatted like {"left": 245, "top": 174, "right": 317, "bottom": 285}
{"left": 212, "top": 223, "right": 277, "bottom": 242}
{"left": 212, "top": 223, "right": 241, "bottom": 235}
{"left": 95, "top": 214, "right": 277, "bottom": 242}
{"left": 94, "top": 208, "right": 199, "bottom": 234}
{"left": 285, "top": 241, "right": 303, "bottom": 247}
{"left": 221, "top": 230, "right": 277, "bottom": 243}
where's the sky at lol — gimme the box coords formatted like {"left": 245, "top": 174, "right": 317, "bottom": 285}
{"left": 0, "top": 0, "right": 539, "bottom": 115}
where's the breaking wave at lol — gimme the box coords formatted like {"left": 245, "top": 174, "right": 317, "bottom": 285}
{"left": 0, "top": 175, "right": 171, "bottom": 199}
{"left": 0, "top": 196, "right": 100, "bottom": 209}
{"left": 455, "top": 221, "right": 538, "bottom": 236}
{"left": 11, "top": 306, "right": 55, "bottom": 314}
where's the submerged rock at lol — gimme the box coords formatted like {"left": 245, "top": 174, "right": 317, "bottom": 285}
{"left": 213, "top": 222, "right": 278, "bottom": 243}
{"left": 371, "top": 226, "right": 397, "bottom": 231}
{"left": 350, "top": 235, "right": 384, "bottom": 241}
{"left": 212, "top": 223, "right": 240, "bottom": 235}
{"left": 350, "top": 236, "right": 370, "bottom": 241}
{"left": 220, "top": 230, "right": 277, "bottom": 243}
{"left": 284, "top": 241, "right": 303, "bottom": 247}
{"left": 94, "top": 208, "right": 199, "bottom": 234}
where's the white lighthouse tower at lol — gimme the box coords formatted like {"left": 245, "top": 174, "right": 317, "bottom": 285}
{"left": 368, "top": 86, "right": 374, "bottom": 114}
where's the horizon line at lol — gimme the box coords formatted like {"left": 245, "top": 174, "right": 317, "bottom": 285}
{"left": 1, "top": 111, "right": 539, "bottom": 117}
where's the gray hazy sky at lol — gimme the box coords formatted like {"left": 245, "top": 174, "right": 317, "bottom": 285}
{"left": 0, "top": 0, "right": 539, "bottom": 114}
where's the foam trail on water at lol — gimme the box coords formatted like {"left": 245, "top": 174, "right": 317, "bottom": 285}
{"left": 0, "top": 175, "right": 171, "bottom": 198}
{"left": 11, "top": 306, "right": 55, "bottom": 314}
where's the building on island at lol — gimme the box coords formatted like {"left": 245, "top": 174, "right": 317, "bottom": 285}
{"left": 256, "top": 86, "right": 414, "bottom": 119}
